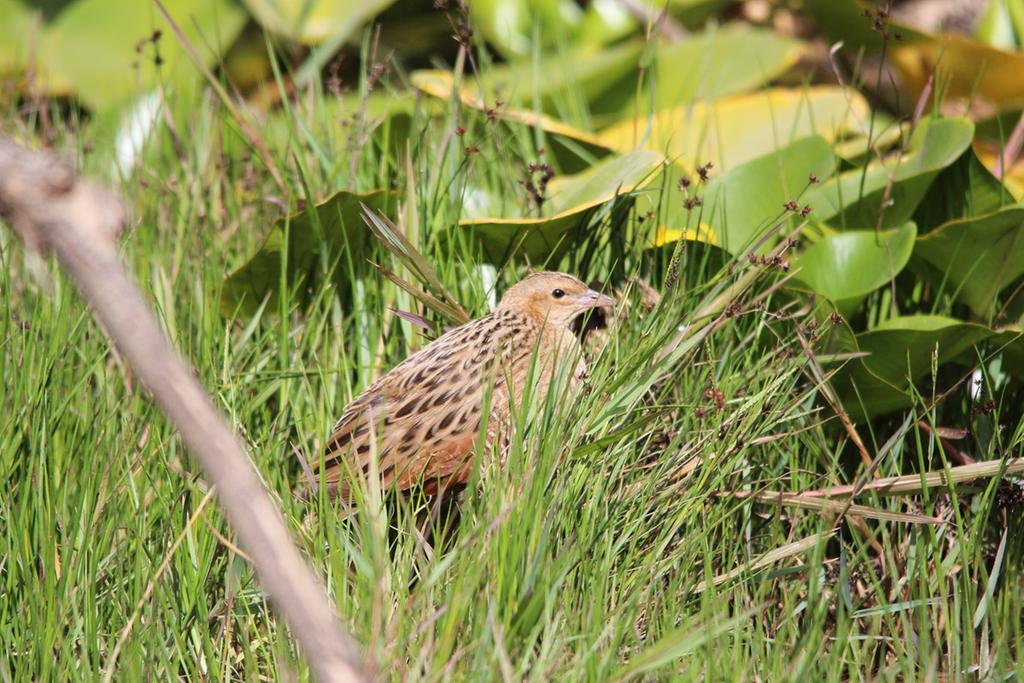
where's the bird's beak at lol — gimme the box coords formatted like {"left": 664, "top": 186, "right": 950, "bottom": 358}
{"left": 575, "top": 289, "right": 616, "bottom": 309}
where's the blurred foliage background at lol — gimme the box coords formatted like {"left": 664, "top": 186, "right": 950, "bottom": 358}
{"left": 10, "top": 0, "right": 1019, "bottom": 420}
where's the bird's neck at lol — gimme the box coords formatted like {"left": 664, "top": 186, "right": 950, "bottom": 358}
{"left": 494, "top": 306, "right": 568, "bottom": 333}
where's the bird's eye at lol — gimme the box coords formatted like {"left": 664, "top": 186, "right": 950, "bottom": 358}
{"left": 551, "top": 288, "right": 565, "bottom": 299}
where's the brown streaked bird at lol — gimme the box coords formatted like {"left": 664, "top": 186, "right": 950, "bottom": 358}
{"left": 304, "top": 272, "right": 615, "bottom": 501}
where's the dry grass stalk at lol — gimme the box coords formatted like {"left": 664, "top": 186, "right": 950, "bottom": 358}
{"left": 0, "top": 137, "right": 369, "bottom": 683}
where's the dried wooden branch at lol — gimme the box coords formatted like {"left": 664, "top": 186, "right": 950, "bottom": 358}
{"left": 0, "top": 137, "right": 370, "bottom": 683}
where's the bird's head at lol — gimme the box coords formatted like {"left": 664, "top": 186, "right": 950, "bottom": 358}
{"left": 497, "top": 271, "right": 615, "bottom": 328}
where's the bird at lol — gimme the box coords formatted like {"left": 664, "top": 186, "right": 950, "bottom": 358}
{"left": 302, "top": 272, "right": 615, "bottom": 501}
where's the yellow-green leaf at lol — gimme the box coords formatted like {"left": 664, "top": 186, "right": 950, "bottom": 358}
{"left": 890, "top": 33, "right": 1024, "bottom": 112}
{"left": 32, "top": 0, "right": 246, "bottom": 111}
{"left": 243, "top": 0, "right": 397, "bottom": 45}
{"left": 649, "top": 135, "right": 835, "bottom": 253}
{"left": 457, "top": 149, "right": 665, "bottom": 263}
{"left": 469, "top": 0, "right": 585, "bottom": 57}
{"left": 805, "top": 117, "right": 974, "bottom": 230}
{"left": 806, "top": 0, "right": 1024, "bottom": 111}
{"left": 410, "top": 69, "right": 612, "bottom": 153}
{"left": 592, "top": 24, "right": 806, "bottom": 123}
{"left": 413, "top": 25, "right": 804, "bottom": 128}
{"left": 0, "top": 0, "right": 34, "bottom": 76}
{"left": 599, "top": 86, "right": 868, "bottom": 171}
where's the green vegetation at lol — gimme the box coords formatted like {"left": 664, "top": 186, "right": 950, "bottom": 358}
{"left": 2, "top": 0, "right": 1023, "bottom": 680}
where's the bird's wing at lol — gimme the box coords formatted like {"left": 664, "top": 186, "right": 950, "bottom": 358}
{"left": 309, "top": 315, "right": 506, "bottom": 500}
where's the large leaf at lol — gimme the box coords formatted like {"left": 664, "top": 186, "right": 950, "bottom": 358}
{"left": 889, "top": 33, "right": 1024, "bottom": 112}
{"left": 412, "top": 26, "right": 804, "bottom": 129}
{"left": 795, "top": 222, "right": 917, "bottom": 319}
{"left": 805, "top": 0, "right": 1024, "bottom": 111}
{"left": 243, "top": 0, "right": 396, "bottom": 45}
{"left": 912, "top": 144, "right": 1014, "bottom": 233}
{"left": 18, "top": 0, "right": 246, "bottom": 111}
{"left": 804, "top": 117, "right": 974, "bottom": 230}
{"left": 413, "top": 41, "right": 644, "bottom": 120}
{"left": 913, "top": 207, "right": 1024, "bottom": 317}
{"left": 649, "top": 136, "right": 836, "bottom": 253}
{"left": 0, "top": 0, "right": 34, "bottom": 75}
{"left": 467, "top": 0, "right": 730, "bottom": 58}
{"left": 599, "top": 86, "right": 868, "bottom": 171}
{"left": 590, "top": 24, "right": 806, "bottom": 123}
{"left": 831, "top": 115, "right": 904, "bottom": 164}
{"left": 410, "top": 69, "right": 612, "bottom": 156}
{"left": 411, "top": 24, "right": 803, "bottom": 139}
{"left": 832, "top": 316, "right": 994, "bottom": 418}
{"left": 411, "top": 69, "right": 615, "bottom": 172}
{"left": 221, "top": 190, "right": 396, "bottom": 317}
{"left": 457, "top": 149, "right": 665, "bottom": 263}
{"left": 468, "top": 0, "right": 590, "bottom": 57}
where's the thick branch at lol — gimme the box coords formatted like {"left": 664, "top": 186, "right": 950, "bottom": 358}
{"left": 0, "top": 138, "right": 370, "bottom": 683}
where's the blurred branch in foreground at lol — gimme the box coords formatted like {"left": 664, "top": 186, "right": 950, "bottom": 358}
{"left": 0, "top": 137, "right": 370, "bottom": 683}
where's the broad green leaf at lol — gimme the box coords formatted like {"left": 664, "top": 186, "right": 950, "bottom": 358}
{"left": 574, "top": 0, "right": 733, "bottom": 46}
{"left": 796, "top": 222, "right": 917, "bottom": 319}
{"left": 470, "top": 0, "right": 733, "bottom": 58}
{"left": 913, "top": 207, "right": 1024, "bottom": 317}
{"left": 650, "top": 136, "right": 835, "bottom": 253}
{"left": 221, "top": 190, "right": 396, "bottom": 317}
{"left": 412, "top": 41, "right": 645, "bottom": 118}
{"left": 0, "top": 0, "right": 34, "bottom": 75}
{"left": 913, "top": 144, "right": 1014, "bottom": 233}
{"left": 410, "top": 69, "right": 608, "bottom": 147}
{"left": 410, "top": 69, "right": 614, "bottom": 165}
{"left": 29, "top": 0, "right": 246, "bottom": 111}
{"left": 832, "top": 116, "right": 903, "bottom": 163}
{"left": 413, "top": 25, "right": 803, "bottom": 128}
{"left": 469, "top": 0, "right": 585, "bottom": 57}
{"left": 243, "top": 0, "right": 396, "bottom": 45}
{"left": 590, "top": 24, "right": 806, "bottom": 123}
{"left": 804, "top": 117, "right": 974, "bottom": 230}
{"left": 572, "top": 0, "right": 637, "bottom": 46}
{"left": 457, "top": 149, "right": 664, "bottom": 263}
{"left": 833, "top": 316, "right": 994, "bottom": 418}
{"left": 545, "top": 150, "right": 664, "bottom": 213}
{"left": 861, "top": 315, "right": 995, "bottom": 384}
{"left": 599, "top": 86, "right": 868, "bottom": 171}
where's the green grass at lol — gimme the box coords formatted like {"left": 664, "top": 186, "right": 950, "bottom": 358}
{"left": 2, "top": 48, "right": 1023, "bottom": 681}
